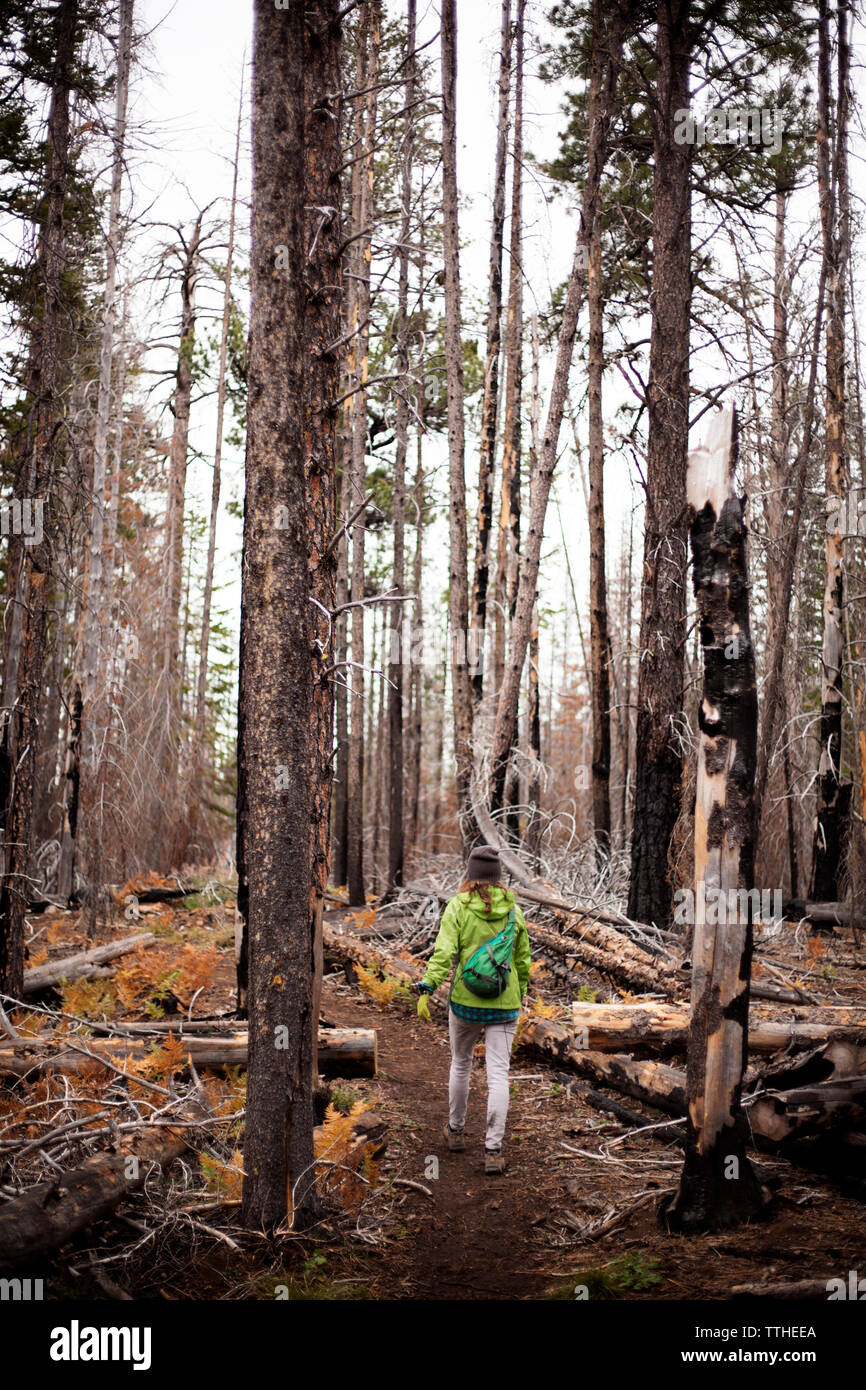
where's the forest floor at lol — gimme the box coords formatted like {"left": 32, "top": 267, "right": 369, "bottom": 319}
{"left": 4, "top": 884, "right": 865, "bottom": 1301}
{"left": 317, "top": 935, "right": 866, "bottom": 1301}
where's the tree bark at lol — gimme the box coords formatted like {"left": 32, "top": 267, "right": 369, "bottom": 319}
{"left": 240, "top": 0, "right": 318, "bottom": 1232}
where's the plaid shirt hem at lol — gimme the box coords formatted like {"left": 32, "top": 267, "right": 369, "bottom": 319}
{"left": 449, "top": 1001, "right": 519, "bottom": 1024}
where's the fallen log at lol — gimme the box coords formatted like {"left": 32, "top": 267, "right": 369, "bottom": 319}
{"left": 22, "top": 934, "right": 157, "bottom": 997}
{"left": 530, "top": 921, "right": 679, "bottom": 997}
{"left": 0, "top": 1106, "right": 200, "bottom": 1271}
{"left": 561, "top": 1074, "right": 687, "bottom": 1146}
{"left": 755, "top": 1035, "right": 866, "bottom": 1090}
{"left": 744, "top": 1077, "right": 866, "bottom": 1146}
{"left": 782, "top": 899, "right": 849, "bottom": 925}
{"left": 112, "top": 885, "right": 191, "bottom": 905}
{"left": 323, "top": 922, "right": 418, "bottom": 983}
{"left": 0, "top": 1027, "right": 378, "bottom": 1079}
{"left": 570, "top": 1001, "right": 866, "bottom": 1055}
{"left": 729, "top": 1279, "right": 837, "bottom": 1301}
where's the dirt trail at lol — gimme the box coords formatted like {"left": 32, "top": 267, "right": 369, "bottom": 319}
{"left": 321, "top": 974, "right": 866, "bottom": 1302}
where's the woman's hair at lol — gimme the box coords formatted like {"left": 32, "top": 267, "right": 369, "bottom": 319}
{"left": 458, "top": 879, "right": 511, "bottom": 914}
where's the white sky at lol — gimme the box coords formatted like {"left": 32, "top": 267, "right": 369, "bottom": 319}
{"left": 119, "top": 0, "right": 858, "bottom": 721}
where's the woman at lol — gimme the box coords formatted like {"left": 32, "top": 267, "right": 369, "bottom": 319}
{"left": 416, "top": 844, "right": 531, "bottom": 1174}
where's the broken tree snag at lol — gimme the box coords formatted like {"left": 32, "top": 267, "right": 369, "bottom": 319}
{"left": 668, "top": 406, "right": 766, "bottom": 1232}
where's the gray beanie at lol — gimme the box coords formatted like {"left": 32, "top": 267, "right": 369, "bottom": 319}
{"left": 466, "top": 844, "right": 501, "bottom": 883}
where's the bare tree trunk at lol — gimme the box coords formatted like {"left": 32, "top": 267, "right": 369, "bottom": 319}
{"left": 668, "top": 406, "right": 765, "bottom": 1232}
{"left": 304, "top": 0, "right": 343, "bottom": 1069}
{"left": 492, "top": 0, "right": 525, "bottom": 796}
{"left": 440, "top": 0, "right": 474, "bottom": 843}
{"left": 164, "top": 216, "right": 203, "bottom": 705}
{"left": 407, "top": 195, "right": 427, "bottom": 863}
{"left": 471, "top": 0, "right": 512, "bottom": 708}
{"left": 347, "top": 0, "right": 381, "bottom": 906}
{"left": 386, "top": 0, "right": 416, "bottom": 897}
{"left": 190, "top": 69, "right": 244, "bottom": 811}
{"left": 332, "top": 9, "right": 369, "bottom": 890}
{"left": 811, "top": 0, "right": 851, "bottom": 901}
{"left": 240, "top": 0, "right": 318, "bottom": 1233}
{"left": 487, "top": 0, "right": 626, "bottom": 820}
{"left": 627, "top": 0, "right": 692, "bottom": 927}
{"left": 527, "top": 314, "right": 542, "bottom": 858}
{"left": 0, "top": 0, "right": 77, "bottom": 996}
{"left": 54, "top": 0, "right": 133, "bottom": 908}
{"left": 587, "top": 207, "right": 611, "bottom": 863}
{"left": 620, "top": 510, "right": 634, "bottom": 845}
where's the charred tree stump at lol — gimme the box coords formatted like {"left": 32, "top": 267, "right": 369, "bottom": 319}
{"left": 668, "top": 406, "right": 767, "bottom": 1232}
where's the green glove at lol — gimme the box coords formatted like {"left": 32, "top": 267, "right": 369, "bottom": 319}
{"left": 416, "top": 993, "right": 431, "bottom": 1023}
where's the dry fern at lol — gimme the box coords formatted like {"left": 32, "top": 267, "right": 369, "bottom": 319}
{"left": 200, "top": 1147, "right": 244, "bottom": 1202}
{"left": 354, "top": 962, "right": 413, "bottom": 1009}
{"left": 314, "top": 1099, "right": 378, "bottom": 1210}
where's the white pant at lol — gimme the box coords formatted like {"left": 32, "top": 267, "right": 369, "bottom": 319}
{"left": 448, "top": 1010, "right": 518, "bottom": 1149}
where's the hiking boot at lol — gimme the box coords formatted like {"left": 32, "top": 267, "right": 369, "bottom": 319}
{"left": 443, "top": 1122, "right": 465, "bottom": 1152}
{"left": 484, "top": 1147, "right": 506, "bottom": 1174}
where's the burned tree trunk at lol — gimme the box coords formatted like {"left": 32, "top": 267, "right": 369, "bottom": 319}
{"left": 240, "top": 0, "right": 318, "bottom": 1232}
{"left": 668, "top": 406, "right": 766, "bottom": 1233}
{"left": 810, "top": 0, "right": 852, "bottom": 901}
{"left": 627, "top": 0, "right": 692, "bottom": 928}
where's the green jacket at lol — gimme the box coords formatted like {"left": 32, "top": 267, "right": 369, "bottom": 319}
{"left": 420, "top": 887, "right": 531, "bottom": 1011}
